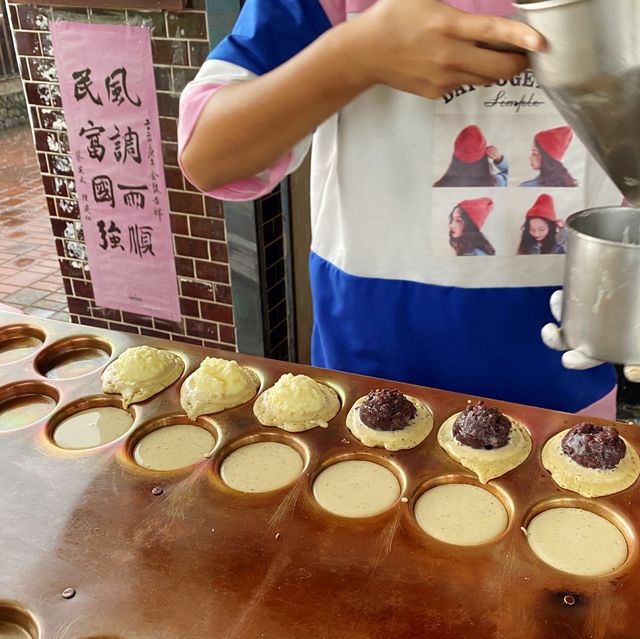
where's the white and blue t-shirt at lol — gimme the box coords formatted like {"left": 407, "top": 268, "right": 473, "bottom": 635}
{"left": 178, "top": 0, "right": 620, "bottom": 417}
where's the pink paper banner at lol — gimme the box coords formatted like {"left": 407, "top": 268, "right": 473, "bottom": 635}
{"left": 50, "top": 21, "right": 181, "bottom": 322}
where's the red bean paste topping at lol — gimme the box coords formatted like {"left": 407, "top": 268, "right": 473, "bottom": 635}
{"left": 359, "top": 389, "right": 416, "bottom": 432}
{"left": 561, "top": 423, "right": 626, "bottom": 470}
{"left": 452, "top": 400, "right": 511, "bottom": 450}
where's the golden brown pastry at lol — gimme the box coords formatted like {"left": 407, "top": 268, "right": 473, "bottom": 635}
{"left": 253, "top": 373, "right": 340, "bottom": 432}
{"left": 102, "top": 345, "right": 184, "bottom": 407}
{"left": 180, "top": 356, "right": 260, "bottom": 419}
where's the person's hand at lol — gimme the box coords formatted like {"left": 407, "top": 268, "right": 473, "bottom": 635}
{"left": 541, "top": 290, "right": 640, "bottom": 382}
{"left": 486, "top": 146, "right": 503, "bottom": 162}
{"left": 347, "top": 0, "right": 545, "bottom": 99}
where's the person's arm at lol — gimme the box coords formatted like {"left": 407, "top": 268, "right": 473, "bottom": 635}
{"left": 180, "top": 0, "right": 544, "bottom": 194}
{"left": 495, "top": 158, "right": 509, "bottom": 186}
{"left": 487, "top": 145, "right": 508, "bottom": 186}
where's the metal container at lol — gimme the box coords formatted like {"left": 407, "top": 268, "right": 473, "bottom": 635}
{"left": 516, "top": 0, "right": 640, "bottom": 206}
{"left": 1, "top": 312, "right": 640, "bottom": 638}
{"left": 562, "top": 206, "right": 640, "bottom": 363}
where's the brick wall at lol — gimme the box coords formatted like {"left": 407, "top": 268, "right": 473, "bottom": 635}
{"left": 8, "top": 0, "right": 297, "bottom": 362}
{"left": 8, "top": 1, "right": 238, "bottom": 351}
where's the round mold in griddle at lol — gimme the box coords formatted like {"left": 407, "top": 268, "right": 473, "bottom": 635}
{"left": 311, "top": 452, "right": 405, "bottom": 519}
{"left": 47, "top": 395, "right": 134, "bottom": 450}
{"left": 35, "top": 336, "right": 112, "bottom": 380}
{"left": 0, "top": 382, "right": 58, "bottom": 432}
{"left": 522, "top": 497, "right": 636, "bottom": 578}
{"left": 411, "top": 474, "right": 513, "bottom": 547}
{"left": 127, "top": 414, "right": 220, "bottom": 472}
{"left": 0, "top": 325, "right": 45, "bottom": 365}
{"left": 321, "top": 377, "right": 346, "bottom": 413}
{"left": 0, "top": 602, "right": 39, "bottom": 638}
{"left": 214, "top": 432, "right": 308, "bottom": 494}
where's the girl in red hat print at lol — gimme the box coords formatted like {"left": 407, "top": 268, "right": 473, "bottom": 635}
{"left": 434, "top": 125, "right": 508, "bottom": 187}
{"left": 521, "top": 126, "right": 578, "bottom": 187}
{"left": 449, "top": 197, "right": 496, "bottom": 256}
{"left": 517, "top": 194, "right": 566, "bottom": 255}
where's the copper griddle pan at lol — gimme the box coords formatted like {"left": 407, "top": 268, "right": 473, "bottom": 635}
{"left": 0, "top": 311, "right": 637, "bottom": 639}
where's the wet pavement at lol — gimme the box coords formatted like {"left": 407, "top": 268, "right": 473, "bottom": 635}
{"left": 0, "top": 126, "right": 68, "bottom": 320}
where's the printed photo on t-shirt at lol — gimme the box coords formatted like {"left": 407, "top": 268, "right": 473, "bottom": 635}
{"left": 433, "top": 123, "right": 509, "bottom": 188}
{"left": 431, "top": 74, "right": 588, "bottom": 192}
{"left": 431, "top": 189, "right": 584, "bottom": 258}
{"left": 520, "top": 126, "right": 578, "bottom": 188}
{"left": 431, "top": 190, "right": 508, "bottom": 257}
{"left": 515, "top": 193, "right": 566, "bottom": 255}
{"left": 447, "top": 196, "right": 496, "bottom": 255}
{"left": 429, "top": 74, "right": 593, "bottom": 264}
{"left": 510, "top": 190, "right": 584, "bottom": 256}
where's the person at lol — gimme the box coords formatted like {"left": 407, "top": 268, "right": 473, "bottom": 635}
{"left": 449, "top": 198, "right": 495, "bottom": 256}
{"left": 520, "top": 126, "right": 578, "bottom": 187}
{"left": 178, "top": 0, "right": 621, "bottom": 418}
{"left": 517, "top": 194, "right": 566, "bottom": 255}
{"left": 434, "top": 125, "right": 508, "bottom": 187}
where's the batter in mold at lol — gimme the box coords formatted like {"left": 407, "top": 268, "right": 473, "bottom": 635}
{"left": 346, "top": 388, "right": 433, "bottom": 451}
{"left": 102, "top": 345, "right": 184, "bottom": 407}
{"left": 541, "top": 423, "right": 640, "bottom": 498}
{"left": 53, "top": 407, "right": 133, "bottom": 449}
{"left": 438, "top": 400, "right": 532, "bottom": 483}
{"left": 313, "top": 460, "right": 400, "bottom": 518}
{"left": 526, "top": 507, "right": 627, "bottom": 576}
{"left": 220, "top": 441, "right": 304, "bottom": 492}
{"left": 253, "top": 373, "right": 340, "bottom": 432}
{"left": 134, "top": 424, "right": 215, "bottom": 471}
{"left": 414, "top": 483, "right": 508, "bottom": 546}
{"left": 180, "top": 356, "right": 260, "bottom": 419}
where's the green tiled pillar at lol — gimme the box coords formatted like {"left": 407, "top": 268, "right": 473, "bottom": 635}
{"left": 207, "top": 0, "right": 239, "bottom": 49}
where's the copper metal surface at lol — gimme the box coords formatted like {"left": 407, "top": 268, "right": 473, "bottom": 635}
{"left": 0, "top": 311, "right": 638, "bottom": 639}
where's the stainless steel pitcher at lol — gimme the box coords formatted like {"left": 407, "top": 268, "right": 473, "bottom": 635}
{"left": 516, "top": 0, "right": 640, "bottom": 206}
{"left": 562, "top": 207, "right": 640, "bottom": 363}
{"left": 516, "top": 0, "right": 640, "bottom": 364}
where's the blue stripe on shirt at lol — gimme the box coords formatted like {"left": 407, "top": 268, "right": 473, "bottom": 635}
{"left": 209, "top": 0, "right": 333, "bottom": 75}
{"left": 309, "top": 251, "right": 615, "bottom": 413}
